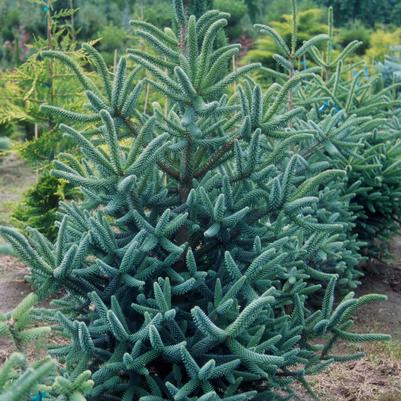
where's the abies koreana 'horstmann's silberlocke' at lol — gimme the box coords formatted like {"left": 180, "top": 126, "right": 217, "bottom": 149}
{"left": 0, "top": 1, "right": 389, "bottom": 400}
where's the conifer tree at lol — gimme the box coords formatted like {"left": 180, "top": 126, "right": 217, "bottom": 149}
{"left": 0, "top": 353, "right": 55, "bottom": 401}
{"left": 0, "top": 295, "right": 93, "bottom": 401}
{"left": 240, "top": 3, "right": 365, "bottom": 288}
{"left": 0, "top": 1, "right": 390, "bottom": 400}
{"left": 301, "top": 11, "right": 401, "bottom": 255}
{"left": 0, "top": 293, "right": 51, "bottom": 352}
{"left": 254, "top": 2, "right": 401, "bottom": 258}
{"left": 0, "top": 352, "right": 93, "bottom": 401}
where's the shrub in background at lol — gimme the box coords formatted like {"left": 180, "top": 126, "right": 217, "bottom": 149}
{"left": 12, "top": 167, "right": 79, "bottom": 241}
{"left": 366, "top": 28, "right": 401, "bottom": 63}
{"left": 0, "top": 2, "right": 87, "bottom": 240}
{"left": 261, "top": 0, "right": 317, "bottom": 24}
{"left": 377, "top": 45, "right": 401, "bottom": 89}
{"left": 315, "top": 0, "right": 396, "bottom": 27}
{"left": 214, "top": 0, "right": 248, "bottom": 38}
{"left": 97, "top": 24, "right": 130, "bottom": 65}
{"left": 336, "top": 20, "right": 370, "bottom": 56}
{"left": 245, "top": 8, "right": 328, "bottom": 68}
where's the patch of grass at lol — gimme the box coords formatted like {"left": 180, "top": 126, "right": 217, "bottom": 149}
{"left": 0, "top": 200, "right": 18, "bottom": 225}
{"left": 0, "top": 153, "right": 35, "bottom": 226}
{"left": 378, "top": 390, "right": 401, "bottom": 401}
{"left": 332, "top": 338, "right": 401, "bottom": 366}
{"left": 367, "top": 339, "right": 401, "bottom": 362}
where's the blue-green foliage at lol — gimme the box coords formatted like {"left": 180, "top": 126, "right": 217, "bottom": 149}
{"left": 377, "top": 46, "right": 401, "bottom": 89}
{"left": 0, "top": 353, "right": 55, "bottom": 401}
{"left": 0, "top": 1, "right": 390, "bottom": 401}
{"left": 0, "top": 353, "right": 93, "bottom": 401}
{"left": 257, "top": 3, "right": 401, "bottom": 258}
{"left": 0, "top": 294, "right": 94, "bottom": 401}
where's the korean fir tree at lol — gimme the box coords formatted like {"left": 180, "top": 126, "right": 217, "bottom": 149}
{"left": 244, "top": 2, "right": 365, "bottom": 290}
{"left": 0, "top": 1, "right": 390, "bottom": 400}
{"left": 235, "top": 79, "right": 366, "bottom": 292}
{"left": 0, "top": 293, "right": 51, "bottom": 353}
{"left": 302, "top": 14, "right": 401, "bottom": 257}
{"left": 0, "top": 353, "right": 93, "bottom": 401}
{"left": 253, "top": 1, "right": 401, "bottom": 261}
{"left": 0, "top": 294, "right": 93, "bottom": 401}
{"left": 0, "top": 353, "right": 55, "bottom": 401}
{"left": 294, "top": 5, "right": 401, "bottom": 257}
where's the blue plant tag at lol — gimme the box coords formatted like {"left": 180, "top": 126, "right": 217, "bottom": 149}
{"left": 301, "top": 57, "right": 308, "bottom": 70}
{"left": 319, "top": 100, "right": 329, "bottom": 113}
{"left": 30, "top": 392, "right": 48, "bottom": 401}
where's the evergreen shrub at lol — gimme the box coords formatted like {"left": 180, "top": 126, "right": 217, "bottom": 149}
{"left": 12, "top": 167, "right": 79, "bottom": 241}
{"left": 256, "top": 2, "right": 401, "bottom": 258}
{"left": 0, "top": 1, "right": 391, "bottom": 400}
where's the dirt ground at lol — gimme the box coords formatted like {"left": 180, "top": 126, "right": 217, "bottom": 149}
{"left": 0, "top": 153, "right": 36, "bottom": 246}
{"left": 294, "top": 260, "right": 401, "bottom": 401}
{"left": 0, "top": 256, "right": 32, "bottom": 362}
{"left": 1, "top": 154, "right": 401, "bottom": 400}
{"left": 0, "top": 153, "right": 37, "bottom": 361}
{"left": 0, "top": 153, "right": 35, "bottom": 313}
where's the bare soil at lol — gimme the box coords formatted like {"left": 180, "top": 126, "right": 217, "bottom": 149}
{"left": 0, "top": 152, "right": 36, "bottom": 233}
{"left": 0, "top": 255, "right": 32, "bottom": 362}
{"left": 295, "top": 256, "right": 401, "bottom": 401}
{"left": 0, "top": 152, "right": 35, "bottom": 314}
{"left": 0, "top": 153, "right": 36, "bottom": 362}
{"left": 0, "top": 256, "right": 30, "bottom": 313}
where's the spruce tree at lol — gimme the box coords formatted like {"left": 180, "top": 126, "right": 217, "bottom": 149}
{"left": 0, "top": 1, "right": 390, "bottom": 400}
